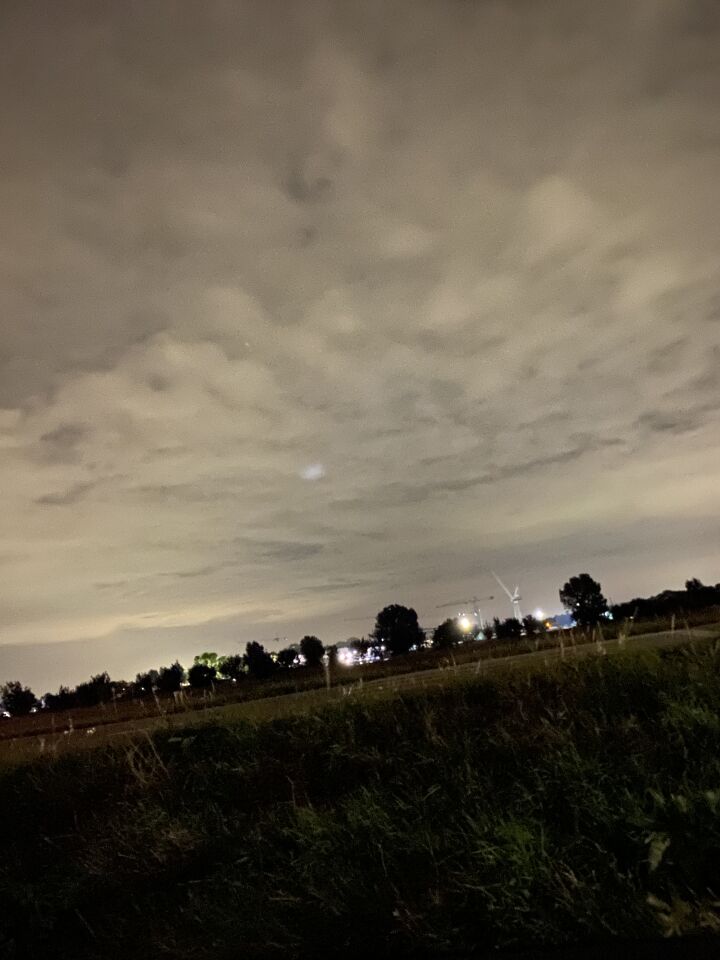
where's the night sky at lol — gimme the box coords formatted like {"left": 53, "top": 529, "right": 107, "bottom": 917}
{"left": 2, "top": 0, "right": 719, "bottom": 692}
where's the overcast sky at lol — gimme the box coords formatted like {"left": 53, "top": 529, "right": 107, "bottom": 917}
{"left": 1, "top": 0, "right": 719, "bottom": 692}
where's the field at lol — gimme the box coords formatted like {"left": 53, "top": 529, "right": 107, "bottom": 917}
{"left": 2, "top": 629, "right": 720, "bottom": 958}
{"left": 2, "top": 617, "right": 717, "bottom": 765}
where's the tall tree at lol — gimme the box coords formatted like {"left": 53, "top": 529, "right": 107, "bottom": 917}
{"left": 560, "top": 573, "right": 608, "bottom": 627}
{"left": 1, "top": 681, "right": 37, "bottom": 716}
{"left": 522, "top": 614, "right": 546, "bottom": 637}
{"left": 188, "top": 663, "right": 216, "bottom": 688}
{"left": 218, "top": 654, "right": 246, "bottom": 680}
{"left": 495, "top": 617, "right": 522, "bottom": 640}
{"left": 300, "top": 635, "right": 325, "bottom": 667}
{"left": 276, "top": 647, "right": 299, "bottom": 668}
{"left": 245, "top": 642, "right": 275, "bottom": 680}
{"left": 74, "top": 673, "right": 113, "bottom": 707}
{"left": 134, "top": 669, "right": 159, "bottom": 695}
{"left": 43, "top": 685, "right": 75, "bottom": 711}
{"left": 157, "top": 661, "right": 185, "bottom": 693}
{"left": 432, "top": 618, "right": 464, "bottom": 649}
{"left": 372, "top": 604, "right": 425, "bottom": 656}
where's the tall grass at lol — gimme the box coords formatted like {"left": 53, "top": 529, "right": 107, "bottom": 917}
{"left": 4, "top": 614, "right": 717, "bottom": 747}
{"left": 2, "top": 639, "right": 720, "bottom": 958}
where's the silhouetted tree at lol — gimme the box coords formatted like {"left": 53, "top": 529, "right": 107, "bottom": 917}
{"left": 522, "top": 614, "right": 544, "bottom": 637}
{"left": 326, "top": 644, "right": 338, "bottom": 667}
{"left": 1, "top": 681, "right": 37, "bottom": 716}
{"left": 218, "top": 654, "right": 246, "bottom": 680}
{"left": 111, "top": 680, "right": 131, "bottom": 701}
{"left": 612, "top": 578, "right": 720, "bottom": 621}
{"left": 134, "top": 669, "right": 159, "bottom": 696}
{"left": 74, "top": 673, "right": 113, "bottom": 707}
{"left": 43, "top": 685, "right": 76, "bottom": 711}
{"left": 372, "top": 604, "right": 425, "bottom": 656}
{"left": 276, "top": 647, "right": 298, "bottom": 668}
{"left": 482, "top": 622, "right": 495, "bottom": 642}
{"left": 560, "top": 573, "right": 608, "bottom": 627}
{"left": 432, "top": 618, "right": 464, "bottom": 649}
{"left": 300, "top": 635, "right": 325, "bottom": 667}
{"left": 156, "top": 661, "right": 185, "bottom": 693}
{"left": 495, "top": 617, "right": 523, "bottom": 640}
{"left": 188, "top": 663, "right": 216, "bottom": 688}
{"left": 683, "top": 579, "right": 720, "bottom": 611}
{"left": 245, "top": 642, "right": 275, "bottom": 680}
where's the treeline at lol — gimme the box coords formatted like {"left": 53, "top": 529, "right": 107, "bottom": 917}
{"left": 612, "top": 577, "right": 720, "bottom": 621}
{"left": 0, "top": 636, "right": 329, "bottom": 718}
{"left": 2, "top": 573, "right": 718, "bottom": 718}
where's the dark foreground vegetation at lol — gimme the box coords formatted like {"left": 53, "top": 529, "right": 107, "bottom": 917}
{"left": 2, "top": 637, "right": 720, "bottom": 958}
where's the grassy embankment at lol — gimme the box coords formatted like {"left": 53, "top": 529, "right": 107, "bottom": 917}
{"left": 3, "top": 610, "right": 717, "bottom": 749}
{"left": 3, "top": 633, "right": 720, "bottom": 958}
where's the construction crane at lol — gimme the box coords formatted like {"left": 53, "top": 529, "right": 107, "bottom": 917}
{"left": 436, "top": 595, "right": 494, "bottom": 629}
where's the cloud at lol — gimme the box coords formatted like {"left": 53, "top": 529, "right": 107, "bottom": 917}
{"left": 36, "top": 422, "right": 88, "bottom": 464}
{"left": 35, "top": 481, "right": 98, "bottom": 506}
{"left": 285, "top": 153, "right": 338, "bottom": 204}
{"left": 1, "top": 0, "right": 719, "bottom": 690}
{"left": 40, "top": 423, "right": 87, "bottom": 447}
{"left": 637, "top": 411, "right": 700, "bottom": 436}
{"left": 260, "top": 541, "right": 325, "bottom": 562}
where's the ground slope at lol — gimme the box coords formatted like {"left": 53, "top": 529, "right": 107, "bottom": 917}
{"left": 2, "top": 636, "right": 720, "bottom": 958}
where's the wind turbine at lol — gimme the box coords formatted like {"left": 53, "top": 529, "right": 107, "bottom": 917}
{"left": 436, "top": 595, "right": 494, "bottom": 629}
{"left": 492, "top": 572, "right": 522, "bottom": 621}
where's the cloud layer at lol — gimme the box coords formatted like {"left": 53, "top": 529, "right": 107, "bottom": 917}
{"left": 1, "top": 0, "right": 719, "bottom": 689}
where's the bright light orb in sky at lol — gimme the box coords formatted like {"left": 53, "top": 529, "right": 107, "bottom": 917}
{"left": 301, "top": 463, "right": 326, "bottom": 481}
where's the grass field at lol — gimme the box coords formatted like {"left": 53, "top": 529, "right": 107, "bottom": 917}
{"left": 2, "top": 621, "right": 717, "bottom": 765}
{"left": 2, "top": 630, "right": 720, "bottom": 958}
{"left": 6, "top": 614, "right": 717, "bottom": 749}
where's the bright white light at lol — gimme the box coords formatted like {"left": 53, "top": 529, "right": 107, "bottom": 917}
{"left": 534, "top": 609, "right": 544, "bottom": 620}
{"left": 459, "top": 616, "right": 472, "bottom": 632}
{"left": 301, "top": 463, "right": 325, "bottom": 481}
